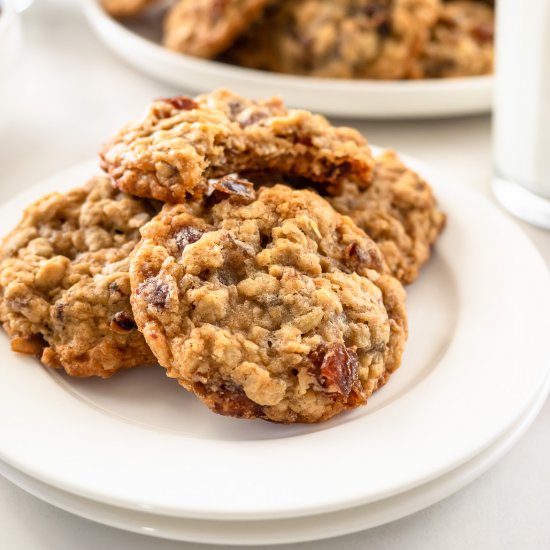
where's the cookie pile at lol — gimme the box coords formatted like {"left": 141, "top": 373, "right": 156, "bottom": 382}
{"left": 0, "top": 90, "right": 445, "bottom": 423}
{"left": 102, "top": 0, "right": 495, "bottom": 80}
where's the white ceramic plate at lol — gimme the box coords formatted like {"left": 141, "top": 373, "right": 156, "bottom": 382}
{"left": 2, "top": 370, "right": 548, "bottom": 546}
{"left": 0, "top": 152, "right": 549, "bottom": 522}
{"left": 82, "top": 0, "right": 493, "bottom": 119}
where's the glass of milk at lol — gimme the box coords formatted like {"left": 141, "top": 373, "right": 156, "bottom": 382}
{"left": 492, "top": 0, "right": 550, "bottom": 228}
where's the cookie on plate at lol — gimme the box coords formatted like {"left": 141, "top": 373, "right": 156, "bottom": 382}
{"left": 130, "top": 180, "right": 407, "bottom": 423}
{"left": 164, "top": 0, "right": 269, "bottom": 58}
{"left": 237, "top": 150, "right": 446, "bottom": 284}
{"left": 100, "top": 89, "right": 374, "bottom": 203}
{"left": 0, "top": 176, "right": 158, "bottom": 377}
{"left": 409, "top": 0, "right": 494, "bottom": 78}
{"left": 223, "top": 0, "right": 440, "bottom": 79}
{"left": 328, "top": 150, "right": 446, "bottom": 284}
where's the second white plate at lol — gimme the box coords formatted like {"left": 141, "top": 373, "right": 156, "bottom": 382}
{"left": 82, "top": 0, "right": 493, "bottom": 119}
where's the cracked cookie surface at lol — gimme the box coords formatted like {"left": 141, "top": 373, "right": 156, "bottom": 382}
{"left": 328, "top": 150, "right": 446, "bottom": 284}
{"left": 130, "top": 182, "right": 407, "bottom": 423}
{"left": 164, "top": 0, "right": 269, "bottom": 58}
{"left": 100, "top": 89, "right": 373, "bottom": 203}
{"left": 223, "top": 0, "right": 440, "bottom": 79}
{"left": 0, "top": 176, "right": 158, "bottom": 377}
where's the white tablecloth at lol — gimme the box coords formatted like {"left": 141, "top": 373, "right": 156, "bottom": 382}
{"left": 1, "top": 1, "right": 549, "bottom": 548}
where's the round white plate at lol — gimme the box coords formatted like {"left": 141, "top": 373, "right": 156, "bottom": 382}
{"left": 82, "top": 0, "right": 493, "bottom": 119}
{"left": 2, "top": 370, "right": 548, "bottom": 546}
{"left": 0, "top": 152, "right": 549, "bottom": 522}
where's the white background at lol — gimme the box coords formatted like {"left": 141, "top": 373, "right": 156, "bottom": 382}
{"left": 1, "top": 1, "right": 549, "bottom": 548}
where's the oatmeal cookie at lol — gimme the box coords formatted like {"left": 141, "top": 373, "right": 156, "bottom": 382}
{"left": 99, "top": 89, "right": 374, "bottom": 203}
{"left": 409, "top": 0, "right": 494, "bottom": 78}
{"left": 0, "top": 176, "right": 158, "bottom": 377}
{"left": 328, "top": 150, "right": 446, "bottom": 284}
{"left": 164, "top": 0, "right": 269, "bottom": 58}
{"left": 223, "top": 0, "right": 440, "bottom": 79}
{"left": 130, "top": 181, "right": 407, "bottom": 423}
{"left": 101, "top": 0, "right": 157, "bottom": 17}
{"left": 240, "top": 150, "right": 445, "bottom": 284}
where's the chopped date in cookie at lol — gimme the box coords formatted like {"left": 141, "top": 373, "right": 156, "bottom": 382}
{"left": 175, "top": 226, "right": 204, "bottom": 252}
{"left": 54, "top": 302, "right": 65, "bottom": 322}
{"left": 137, "top": 278, "right": 171, "bottom": 310}
{"left": 206, "top": 174, "right": 256, "bottom": 205}
{"left": 159, "top": 96, "right": 199, "bottom": 111}
{"left": 345, "top": 242, "right": 384, "bottom": 273}
{"left": 111, "top": 311, "right": 137, "bottom": 332}
{"left": 310, "top": 343, "right": 361, "bottom": 398}
{"left": 195, "top": 381, "right": 265, "bottom": 419}
{"left": 471, "top": 23, "right": 494, "bottom": 43}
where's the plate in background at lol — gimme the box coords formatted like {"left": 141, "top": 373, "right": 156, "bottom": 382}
{"left": 82, "top": 0, "right": 493, "bottom": 119}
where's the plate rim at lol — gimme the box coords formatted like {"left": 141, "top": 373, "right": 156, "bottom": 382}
{"left": 2, "top": 368, "right": 549, "bottom": 546}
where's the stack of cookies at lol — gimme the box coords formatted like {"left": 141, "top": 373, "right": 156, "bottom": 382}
{"left": 0, "top": 90, "right": 445, "bottom": 423}
{"left": 103, "top": 0, "right": 495, "bottom": 80}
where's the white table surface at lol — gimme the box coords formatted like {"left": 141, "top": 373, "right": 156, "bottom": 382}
{"left": 1, "top": 1, "right": 549, "bottom": 548}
